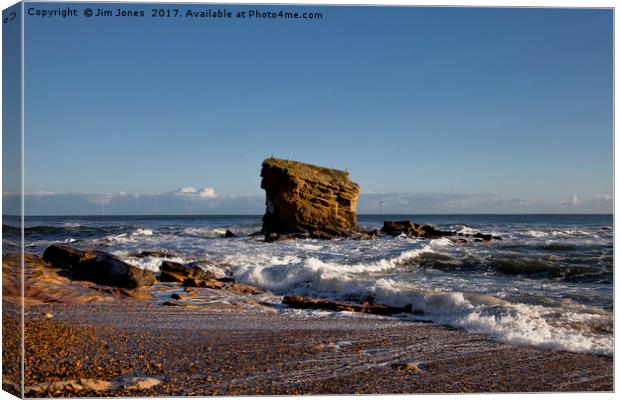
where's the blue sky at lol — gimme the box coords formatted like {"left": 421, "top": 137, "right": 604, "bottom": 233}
{"left": 18, "top": 4, "right": 613, "bottom": 214}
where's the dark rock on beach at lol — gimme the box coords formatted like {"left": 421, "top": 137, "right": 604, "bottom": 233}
{"left": 42, "top": 245, "right": 156, "bottom": 289}
{"left": 159, "top": 260, "right": 218, "bottom": 283}
{"left": 223, "top": 230, "right": 237, "bottom": 238}
{"left": 181, "top": 276, "right": 263, "bottom": 294}
{"left": 260, "top": 158, "right": 360, "bottom": 240}
{"left": 72, "top": 251, "right": 156, "bottom": 289}
{"left": 43, "top": 245, "right": 93, "bottom": 270}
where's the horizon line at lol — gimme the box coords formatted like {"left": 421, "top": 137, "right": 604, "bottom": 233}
{"left": 3, "top": 213, "right": 614, "bottom": 218}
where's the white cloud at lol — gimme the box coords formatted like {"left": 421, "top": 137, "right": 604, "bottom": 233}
{"left": 172, "top": 186, "right": 218, "bottom": 199}
{"left": 197, "top": 187, "right": 217, "bottom": 199}
{"left": 174, "top": 186, "right": 198, "bottom": 197}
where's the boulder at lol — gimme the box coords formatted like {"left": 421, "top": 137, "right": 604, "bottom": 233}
{"left": 381, "top": 221, "right": 455, "bottom": 238}
{"left": 260, "top": 158, "right": 360, "bottom": 240}
{"left": 159, "top": 260, "right": 219, "bottom": 283}
{"left": 41, "top": 245, "right": 156, "bottom": 288}
{"left": 223, "top": 230, "right": 236, "bottom": 238}
{"left": 42, "top": 245, "right": 95, "bottom": 270}
{"left": 73, "top": 251, "right": 156, "bottom": 289}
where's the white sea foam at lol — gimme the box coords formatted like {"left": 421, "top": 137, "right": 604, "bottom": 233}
{"left": 115, "top": 252, "right": 187, "bottom": 272}
{"left": 131, "top": 228, "right": 154, "bottom": 236}
{"left": 184, "top": 227, "right": 227, "bottom": 237}
{"left": 454, "top": 304, "right": 612, "bottom": 355}
{"left": 457, "top": 226, "right": 479, "bottom": 235}
{"left": 228, "top": 244, "right": 613, "bottom": 356}
{"left": 526, "top": 229, "right": 593, "bottom": 238}
{"left": 526, "top": 230, "right": 548, "bottom": 238}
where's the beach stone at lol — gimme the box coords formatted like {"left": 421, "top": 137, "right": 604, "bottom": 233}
{"left": 391, "top": 362, "right": 423, "bottom": 374}
{"left": 74, "top": 251, "right": 157, "bottom": 289}
{"left": 159, "top": 260, "right": 218, "bottom": 283}
{"left": 43, "top": 245, "right": 156, "bottom": 288}
{"left": 121, "top": 377, "right": 161, "bottom": 390}
{"left": 260, "top": 157, "right": 360, "bottom": 240}
{"left": 42, "top": 245, "right": 96, "bottom": 270}
{"left": 182, "top": 278, "right": 226, "bottom": 289}
{"left": 223, "top": 230, "right": 237, "bottom": 238}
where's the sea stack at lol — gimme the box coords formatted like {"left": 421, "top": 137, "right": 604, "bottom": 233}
{"left": 260, "top": 158, "right": 360, "bottom": 240}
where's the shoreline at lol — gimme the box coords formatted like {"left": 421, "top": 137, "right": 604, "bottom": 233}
{"left": 3, "top": 291, "right": 614, "bottom": 397}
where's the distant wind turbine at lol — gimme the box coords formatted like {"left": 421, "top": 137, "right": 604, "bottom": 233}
{"left": 377, "top": 194, "right": 386, "bottom": 215}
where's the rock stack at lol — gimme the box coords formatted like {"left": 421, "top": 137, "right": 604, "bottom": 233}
{"left": 260, "top": 158, "right": 360, "bottom": 240}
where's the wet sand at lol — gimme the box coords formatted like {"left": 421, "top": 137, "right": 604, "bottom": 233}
{"left": 3, "top": 298, "right": 612, "bottom": 397}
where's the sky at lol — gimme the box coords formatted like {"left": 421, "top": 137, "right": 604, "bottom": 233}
{"left": 12, "top": 4, "right": 614, "bottom": 214}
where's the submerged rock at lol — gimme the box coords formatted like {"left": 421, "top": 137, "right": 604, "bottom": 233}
{"left": 132, "top": 250, "right": 177, "bottom": 258}
{"left": 42, "top": 245, "right": 156, "bottom": 289}
{"left": 381, "top": 221, "right": 455, "bottom": 238}
{"left": 381, "top": 220, "right": 501, "bottom": 241}
{"left": 260, "top": 157, "right": 360, "bottom": 240}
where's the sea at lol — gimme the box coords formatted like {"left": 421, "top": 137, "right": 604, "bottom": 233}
{"left": 3, "top": 214, "right": 614, "bottom": 356}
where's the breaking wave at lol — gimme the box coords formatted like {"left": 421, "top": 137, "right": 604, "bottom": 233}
{"left": 231, "top": 247, "right": 613, "bottom": 355}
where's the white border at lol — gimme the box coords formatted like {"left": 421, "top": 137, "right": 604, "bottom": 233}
{"left": 0, "top": 1, "right": 616, "bottom": 400}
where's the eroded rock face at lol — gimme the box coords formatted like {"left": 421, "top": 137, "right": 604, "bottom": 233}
{"left": 260, "top": 158, "right": 360, "bottom": 240}
{"left": 3, "top": 252, "right": 149, "bottom": 304}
